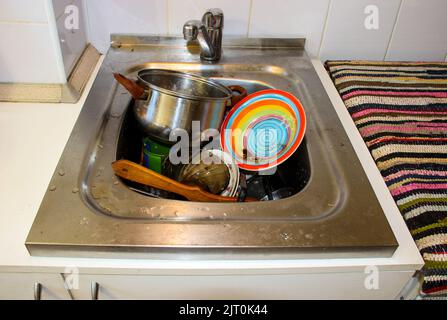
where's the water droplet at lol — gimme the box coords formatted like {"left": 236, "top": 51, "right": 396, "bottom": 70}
{"left": 281, "top": 233, "right": 291, "bottom": 241}
{"left": 98, "top": 144, "right": 104, "bottom": 149}
{"left": 223, "top": 213, "right": 228, "bottom": 217}
{"left": 80, "top": 217, "right": 89, "bottom": 225}
{"left": 49, "top": 185, "right": 57, "bottom": 191}
{"left": 72, "top": 187, "right": 79, "bottom": 193}
{"left": 305, "top": 234, "right": 314, "bottom": 240}
{"left": 113, "top": 181, "right": 119, "bottom": 185}
{"left": 95, "top": 166, "right": 104, "bottom": 177}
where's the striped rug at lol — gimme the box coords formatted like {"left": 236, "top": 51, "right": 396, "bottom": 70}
{"left": 326, "top": 60, "right": 447, "bottom": 296}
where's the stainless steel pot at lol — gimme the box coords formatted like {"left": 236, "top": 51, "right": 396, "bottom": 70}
{"left": 130, "top": 69, "right": 246, "bottom": 144}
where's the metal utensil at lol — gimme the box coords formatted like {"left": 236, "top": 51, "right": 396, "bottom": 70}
{"left": 114, "top": 70, "right": 247, "bottom": 144}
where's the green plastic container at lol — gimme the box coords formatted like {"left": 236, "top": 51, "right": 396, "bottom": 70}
{"left": 142, "top": 137, "right": 171, "bottom": 174}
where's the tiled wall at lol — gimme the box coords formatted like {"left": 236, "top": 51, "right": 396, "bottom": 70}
{"left": 1, "top": 0, "right": 446, "bottom": 84}
{"left": 86, "top": 0, "right": 447, "bottom": 62}
{"left": 0, "top": 0, "right": 87, "bottom": 84}
{"left": 0, "top": 0, "right": 87, "bottom": 83}
{"left": 0, "top": 0, "right": 66, "bottom": 83}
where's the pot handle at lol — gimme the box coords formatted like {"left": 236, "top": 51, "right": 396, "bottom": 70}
{"left": 113, "top": 73, "right": 146, "bottom": 100}
{"left": 228, "top": 85, "right": 247, "bottom": 107}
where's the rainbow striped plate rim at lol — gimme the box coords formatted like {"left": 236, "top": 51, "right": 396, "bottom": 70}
{"left": 220, "top": 89, "right": 306, "bottom": 171}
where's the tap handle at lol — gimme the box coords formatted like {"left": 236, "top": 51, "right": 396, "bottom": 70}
{"left": 202, "top": 8, "right": 224, "bottom": 29}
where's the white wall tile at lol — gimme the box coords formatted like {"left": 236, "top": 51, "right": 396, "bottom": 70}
{"left": 0, "top": 0, "right": 48, "bottom": 23}
{"left": 56, "top": 0, "right": 87, "bottom": 75}
{"left": 386, "top": 0, "right": 447, "bottom": 61}
{"left": 0, "top": 22, "right": 65, "bottom": 83}
{"left": 85, "top": 0, "right": 168, "bottom": 54}
{"left": 249, "top": 0, "right": 330, "bottom": 58}
{"left": 168, "top": 0, "right": 250, "bottom": 36}
{"left": 319, "top": 0, "right": 401, "bottom": 61}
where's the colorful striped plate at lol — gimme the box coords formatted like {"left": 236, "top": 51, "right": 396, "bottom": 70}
{"left": 220, "top": 89, "right": 306, "bottom": 171}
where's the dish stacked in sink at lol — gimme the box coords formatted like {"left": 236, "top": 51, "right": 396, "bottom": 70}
{"left": 113, "top": 69, "right": 307, "bottom": 203}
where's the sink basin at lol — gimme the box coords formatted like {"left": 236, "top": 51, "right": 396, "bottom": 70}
{"left": 88, "top": 71, "right": 319, "bottom": 221}
{"left": 26, "top": 36, "right": 397, "bottom": 259}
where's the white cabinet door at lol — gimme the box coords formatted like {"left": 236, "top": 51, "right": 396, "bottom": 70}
{"left": 69, "top": 271, "right": 414, "bottom": 300}
{"left": 0, "top": 273, "right": 70, "bottom": 300}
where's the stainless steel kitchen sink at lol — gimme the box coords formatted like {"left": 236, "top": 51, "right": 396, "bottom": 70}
{"left": 26, "top": 36, "right": 398, "bottom": 259}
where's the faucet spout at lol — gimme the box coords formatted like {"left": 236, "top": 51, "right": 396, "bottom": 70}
{"left": 183, "top": 20, "right": 216, "bottom": 60}
{"left": 182, "top": 9, "right": 224, "bottom": 62}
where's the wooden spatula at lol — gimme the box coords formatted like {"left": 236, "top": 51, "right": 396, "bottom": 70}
{"left": 112, "top": 160, "right": 244, "bottom": 202}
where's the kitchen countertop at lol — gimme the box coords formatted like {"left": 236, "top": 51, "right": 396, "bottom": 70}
{"left": 0, "top": 56, "right": 423, "bottom": 275}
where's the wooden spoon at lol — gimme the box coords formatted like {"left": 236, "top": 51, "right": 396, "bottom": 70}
{"left": 112, "top": 160, "right": 248, "bottom": 202}
{"left": 113, "top": 73, "right": 146, "bottom": 99}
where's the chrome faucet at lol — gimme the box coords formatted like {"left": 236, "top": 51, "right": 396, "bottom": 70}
{"left": 183, "top": 8, "right": 223, "bottom": 62}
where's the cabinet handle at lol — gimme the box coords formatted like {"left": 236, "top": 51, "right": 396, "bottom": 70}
{"left": 34, "top": 283, "right": 42, "bottom": 300}
{"left": 91, "top": 282, "right": 99, "bottom": 300}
